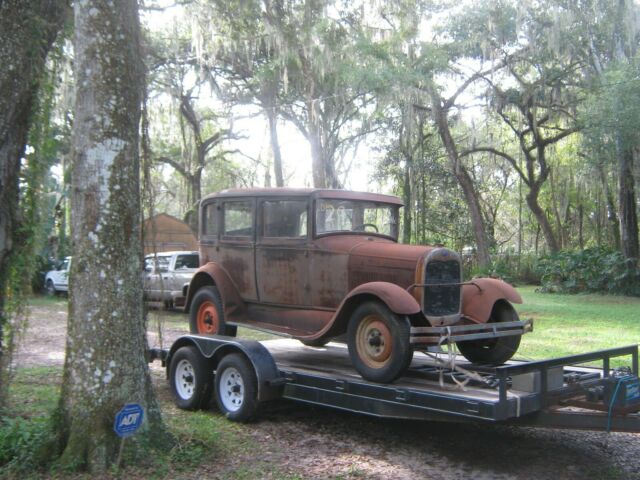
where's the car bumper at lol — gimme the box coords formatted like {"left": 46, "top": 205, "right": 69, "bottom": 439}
{"left": 409, "top": 318, "right": 533, "bottom": 345}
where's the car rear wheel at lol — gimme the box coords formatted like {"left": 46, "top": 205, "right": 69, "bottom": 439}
{"left": 45, "top": 280, "right": 56, "bottom": 296}
{"left": 189, "top": 286, "right": 237, "bottom": 336}
{"left": 347, "top": 301, "right": 413, "bottom": 383}
{"left": 456, "top": 301, "right": 521, "bottom": 365}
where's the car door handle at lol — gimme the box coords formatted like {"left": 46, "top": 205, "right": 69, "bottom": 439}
{"left": 162, "top": 276, "right": 169, "bottom": 279}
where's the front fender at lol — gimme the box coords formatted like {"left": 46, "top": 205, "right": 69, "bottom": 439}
{"left": 462, "top": 278, "right": 522, "bottom": 323}
{"left": 301, "top": 282, "right": 421, "bottom": 341}
{"left": 344, "top": 282, "right": 422, "bottom": 315}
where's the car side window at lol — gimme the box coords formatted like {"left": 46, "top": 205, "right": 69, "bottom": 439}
{"left": 223, "top": 201, "right": 254, "bottom": 238}
{"left": 202, "top": 201, "right": 217, "bottom": 237}
{"left": 175, "top": 254, "right": 198, "bottom": 269}
{"left": 262, "top": 200, "right": 308, "bottom": 238}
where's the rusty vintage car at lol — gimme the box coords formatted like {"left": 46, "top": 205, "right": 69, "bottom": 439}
{"left": 184, "top": 188, "right": 532, "bottom": 383}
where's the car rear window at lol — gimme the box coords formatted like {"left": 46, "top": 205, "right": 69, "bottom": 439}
{"left": 223, "top": 201, "right": 254, "bottom": 238}
{"left": 262, "top": 200, "right": 308, "bottom": 238}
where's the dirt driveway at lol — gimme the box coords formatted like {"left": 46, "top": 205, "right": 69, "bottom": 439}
{"left": 14, "top": 298, "right": 640, "bottom": 480}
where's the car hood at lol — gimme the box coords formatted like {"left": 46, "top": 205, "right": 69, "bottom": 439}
{"left": 314, "top": 235, "right": 436, "bottom": 290}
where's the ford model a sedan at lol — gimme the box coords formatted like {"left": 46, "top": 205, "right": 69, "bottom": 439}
{"left": 185, "top": 188, "right": 532, "bottom": 383}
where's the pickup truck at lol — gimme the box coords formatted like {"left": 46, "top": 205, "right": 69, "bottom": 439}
{"left": 144, "top": 251, "right": 199, "bottom": 308}
{"left": 44, "top": 256, "right": 71, "bottom": 295}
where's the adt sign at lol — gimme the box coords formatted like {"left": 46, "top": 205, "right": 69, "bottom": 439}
{"left": 114, "top": 403, "right": 144, "bottom": 438}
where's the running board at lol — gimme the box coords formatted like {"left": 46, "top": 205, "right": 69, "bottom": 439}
{"left": 410, "top": 319, "right": 533, "bottom": 345}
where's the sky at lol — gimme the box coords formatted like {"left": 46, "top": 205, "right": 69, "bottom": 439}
{"left": 141, "top": 1, "right": 382, "bottom": 193}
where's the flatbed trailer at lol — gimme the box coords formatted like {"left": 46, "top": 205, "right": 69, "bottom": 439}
{"left": 150, "top": 335, "right": 640, "bottom": 432}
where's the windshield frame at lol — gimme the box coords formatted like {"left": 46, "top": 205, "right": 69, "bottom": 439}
{"left": 312, "top": 198, "right": 400, "bottom": 241}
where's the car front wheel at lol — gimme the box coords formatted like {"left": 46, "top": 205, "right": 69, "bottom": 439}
{"left": 347, "top": 301, "right": 413, "bottom": 383}
{"left": 45, "top": 280, "right": 56, "bottom": 296}
{"left": 456, "top": 301, "right": 521, "bottom": 365}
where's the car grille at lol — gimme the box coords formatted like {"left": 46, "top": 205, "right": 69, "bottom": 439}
{"left": 422, "top": 250, "right": 461, "bottom": 318}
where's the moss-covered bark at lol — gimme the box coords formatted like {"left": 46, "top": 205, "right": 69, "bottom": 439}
{"left": 0, "top": 0, "right": 69, "bottom": 409}
{"left": 55, "top": 0, "right": 170, "bottom": 472}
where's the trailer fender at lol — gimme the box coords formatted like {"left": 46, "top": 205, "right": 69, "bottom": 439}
{"left": 167, "top": 335, "right": 282, "bottom": 402}
{"left": 306, "top": 282, "right": 421, "bottom": 341}
{"left": 184, "top": 262, "right": 246, "bottom": 322}
{"left": 462, "top": 278, "right": 522, "bottom": 323}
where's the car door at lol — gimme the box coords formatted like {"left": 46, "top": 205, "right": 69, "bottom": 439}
{"left": 144, "top": 254, "right": 171, "bottom": 300}
{"left": 218, "top": 198, "right": 258, "bottom": 301}
{"left": 55, "top": 257, "right": 71, "bottom": 290}
{"left": 255, "top": 198, "right": 310, "bottom": 306}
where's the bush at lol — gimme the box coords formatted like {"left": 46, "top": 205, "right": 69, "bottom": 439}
{"left": 536, "top": 248, "right": 640, "bottom": 296}
{"left": 465, "top": 253, "right": 541, "bottom": 285}
{"left": 0, "top": 416, "right": 51, "bottom": 472}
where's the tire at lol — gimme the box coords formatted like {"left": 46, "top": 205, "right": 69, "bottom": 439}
{"left": 45, "top": 280, "right": 56, "bottom": 296}
{"left": 347, "top": 301, "right": 413, "bottom": 383}
{"left": 300, "top": 338, "right": 330, "bottom": 347}
{"left": 169, "top": 346, "right": 214, "bottom": 410}
{"left": 457, "top": 301, "right": 522, "bottom": 365}
{"left": 214, "top": 353, "right": 259, "bottom": 422}
{"left": 189, "top": 286, "right": 237, "bottom": 336}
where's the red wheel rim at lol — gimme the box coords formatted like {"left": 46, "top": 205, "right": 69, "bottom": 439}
{"left": 197, "top": 301, "right": 220, "bottom": 334}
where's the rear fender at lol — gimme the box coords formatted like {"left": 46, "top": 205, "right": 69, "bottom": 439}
{"left": 307, "top": 282, "right": 421, "bottom": 340}
{"left": 462, "top": 278, "right": 522, "bottom": 323}
{"left": 167, "top": 335, "right": 281, "bottom": 402}
{"left": 184, "top": 262, "right": 246, "bottom": 321}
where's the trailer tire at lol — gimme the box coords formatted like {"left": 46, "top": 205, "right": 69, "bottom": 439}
{"left": 215, "top": 353, "right": 259, "bottom": 422}
{"left": 190, "top": 286, "right": 237, "bottom": 336}
{"left": 457, "top": 301, "right": 521, "bottom": 365}
{"left": 169, "top": 346, "right": 214, "bottom": 410}
{"left": 347, "top": 301, "right": 413, "bottom": 383}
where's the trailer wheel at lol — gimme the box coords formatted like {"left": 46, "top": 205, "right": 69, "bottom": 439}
{"left": 457, "top": 301, "right": 521, "bottom": 365}
{"left": 169, "top": 346, "right": 213, "bottom": 410}
{"left": 190, "top": 286, "right": 237, "bottom": 336}
{"left": 347, "top": 301, "right": 413, "bottom": 383}
{"left": 214, "top": 353, "right": 259, "bottom": 422}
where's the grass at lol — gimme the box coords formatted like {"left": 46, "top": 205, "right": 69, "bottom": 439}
{"left": 514, "top": 285, "right": 640, "bottom": 366}
{"left": 1, "top": 366, "right": 295, "bottom": 479}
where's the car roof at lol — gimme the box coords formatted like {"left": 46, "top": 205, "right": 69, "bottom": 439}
{"left": 200, "top": 188, "right": 403, "bottom": 206}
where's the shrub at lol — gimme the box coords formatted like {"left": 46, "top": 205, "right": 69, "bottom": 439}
{"left": 0, "top": 416, "right": 51, "bottom": 472}
{"left": 536, "top": 248, "right": 640, "bottom": 296}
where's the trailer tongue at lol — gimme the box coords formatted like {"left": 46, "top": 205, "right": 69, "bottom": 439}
{"left": 151, "top": 337, "right": 640, "bottom": 432}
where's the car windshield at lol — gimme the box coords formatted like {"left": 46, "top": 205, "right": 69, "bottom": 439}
{"left": 315, "top": 199, "right": 399, "bottom": 238}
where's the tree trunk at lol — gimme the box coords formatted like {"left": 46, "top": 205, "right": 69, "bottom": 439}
{"left": 266, "top": 107, "right": 284, "bottom": 187}
{"left": 617, "top": 140, "right": 639, "bottom": 262}
{"left": 430, "top": 93, "right": 491, "bottom": 267}
{"left": 597, "top": 161, "right": 621, "bottom": 249}
{"left": 308, "top": 113, "right": 327, "bottom": 188}
{"left": 526, "top": 183, "right": 560, "bottom": 253}
{"left": 56, "top": 0, "right": 169, "bottom": 472}
{"left": 402, "top": 159, "right": 412, "bottom": 243}
{"left": 0, "top": 0, "right": 69, "bottom": 407}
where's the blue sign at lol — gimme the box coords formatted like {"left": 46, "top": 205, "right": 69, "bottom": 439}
{"left": 114, "top": 403, "right": 144, "bottom": 438}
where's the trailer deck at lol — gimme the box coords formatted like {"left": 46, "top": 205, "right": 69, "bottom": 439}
{"left": 154, "top": 335, "right": 640, "bottom": 432}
